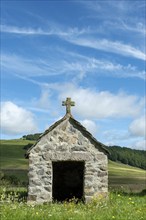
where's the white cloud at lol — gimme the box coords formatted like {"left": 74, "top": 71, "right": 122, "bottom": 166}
{"left": 119, "top": 21, "right": 146, "bottom": 35}
{"left": 129, "top": 116, "right": 146, "bottom": 137}
{"left": 63, "top": 54, "right": 145, "bottom": 80}
{"left": 1, "top": 24, "right": 55, "bottom": 35}
{"left": 102, "top": 129, "right": 129, "bottom": 141}
{"left": 1, "top": 54, "right": 52, "bottom": 77}
{"left": 2, "top": 52, "right": 145, "bottom": 81}
{"left": 104, "top": 139, "right": 146, "bottom": 150}
{"left": 81, "top": 1, "right": 145, "bottom": 25}
{"left": 0, "top": 24, "right": 88, "bottom": 37}
{"left": 35, "top": 89, "right": 51, "bottom": 109}
{"left": 59, "top": 84, "right": 144, "bottom": 119}
{"left": 1, "top": 25, "right": 37, "bottom": 35}
{"left": 1, "top": 24, "right": 145, "bottom": 61}
{"left": 80, "top": 119, "right": 98, "bottom": 136}
{"left": 133, "top": 139, "right": 146, "bottom": 150}
{"left": 1, "top": 101, "right": 38, "bottom": 135}
{"left": 66, "top": 38, "right": 146, "bottom": 61}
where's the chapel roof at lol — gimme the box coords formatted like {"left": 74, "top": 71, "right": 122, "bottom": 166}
{"left": 25, "top": 98, "right": 109, "bottom": 158}
{"left": 25, "top": 113, "right": 109, "bottom": 158}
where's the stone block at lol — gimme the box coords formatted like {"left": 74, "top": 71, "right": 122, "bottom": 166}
{"left": 56, "top": 145, "right": 69, "bottom": 151}
{"left": 71, "top": 146, "right": 87, "bottom": 151}
{"left": 44, "top": 186, "right": 52, "bottom": 192}
{"left": 98, "top": 171, "right": 108, "bottom": 177}
{"left": 37, "top": 168, "right": 44, "bottom": 175}
{"left": 84, "top": 187, "right": 95, "bottom": 196}
{"left": 60, "top": 122, "right": 68, "bottom": 131}
{"left": 71, "top": 152, "right": 91, "bottom": 161}
{"left": 27, "top": 194, "right": 37, "bottom": 202}
{"left": 85, "top": 196, "right": 92, "bottom": 203}
{"left": 31, "top": 179, "right": 42, "bottom": 186}
{"left": 95, "top": 154, "right": 106, "bottom": 161}
{"left": 84, "top": 180, "right": 93, "bottom": 187}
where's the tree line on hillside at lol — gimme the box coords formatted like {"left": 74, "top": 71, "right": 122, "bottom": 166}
{"left": 22, "top": 134, "right": 146, "bottom": 170}
{"left": 106, "top": 146, "right": 146, "bottom": 170}
{"left": 22, "top": 133, "right": 41, "bottom": 141}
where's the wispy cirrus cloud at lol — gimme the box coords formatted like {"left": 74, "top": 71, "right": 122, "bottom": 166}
{"left": 1, "top": 53, "right": 68, "bottom": 77}
{"left": 1, "top": 24, "right": 48, "bottom": 35}
{"left": 0, "top": 24, "right": 88, "bottom": 36}
{"left": 80, "top": 0, "right": 145, "bottom": 20}
{"left": 63, "top": 51, "right": 145, "bottom": 80}
{"left": 79, "top": 1, "right": 146, "bottom": 46}
{"left": 65, "top": 37, "right": 146, "bottom": 61}
{"left": 1, "top": 52, "right": 145, "bottom": 80}
{"left": 118, "top": 20, "right": 146, "bottom": 35}
{"left": 1, "top": 24, "right": 145, "bottom": 61}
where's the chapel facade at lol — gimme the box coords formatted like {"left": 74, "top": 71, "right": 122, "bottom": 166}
{"left": 26, "top": 98, "right": 108, "bottom": 203}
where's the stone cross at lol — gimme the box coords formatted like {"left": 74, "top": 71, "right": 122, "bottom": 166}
{"left": 62, "top": 97, "right": 75, "bottom": 115}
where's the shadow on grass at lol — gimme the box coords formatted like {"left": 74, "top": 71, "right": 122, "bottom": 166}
{"left": 111, "top": 188, "right": 146, "bottom": 197}
{"left": 1, "top": 188, "right": 28, "bottom": 202}
{"left": 125, "top": 188, "right": 146, "bottom": 196}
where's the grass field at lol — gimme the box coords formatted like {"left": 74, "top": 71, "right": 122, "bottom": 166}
{"left": 108, "top": 160, "right": 146, "bottom": 192}
{"left": 0, "top": 139, "right": 146, "bottom": 220}
{"left": 0, "top": 139, "right": 146, "bottom": 192}
{"left": 1, "top": 189, "right": 146, "bottom": 220}
{"left": 0, "top": 139, "right": 34, "bottom": 169}
{"left": 0, "top": 139, "right": 34, "bottom": 183}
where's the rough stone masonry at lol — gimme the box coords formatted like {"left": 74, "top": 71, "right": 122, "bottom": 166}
{"left": 26, "top": 98, "right": 108, "bottom": 204}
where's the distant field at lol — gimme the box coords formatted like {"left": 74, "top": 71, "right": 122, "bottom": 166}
{"left": 108, "top": 160, "right": 146, "bottom": 192}
{"left": 0, "top": 139, "right": 34, "bottom": 181}
{"left": 0, "top": 139, "right": 34, "bottom": 169}
{"left": 0, "top": 139, "right": 146, "bottom": 191}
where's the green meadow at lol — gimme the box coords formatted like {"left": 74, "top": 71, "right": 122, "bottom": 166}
{"left": 108, "top": 160, "right": 146, "bottom": 192}
{"left": 0, "top": 139, "right": 146, "bottom": 191}
{"left": 0, "top": 139, "right": 146, "bottom": 220}
{"left": 1, "top": 188, "right": 146, "bottom": 220}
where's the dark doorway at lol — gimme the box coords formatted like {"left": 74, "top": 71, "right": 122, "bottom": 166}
{"left": 52, "top": 161, "right": 84, "bottom": 202}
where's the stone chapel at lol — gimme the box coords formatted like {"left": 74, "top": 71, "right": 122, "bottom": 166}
{"left": 26, "top": 98, "right": 108, "bottom": 203}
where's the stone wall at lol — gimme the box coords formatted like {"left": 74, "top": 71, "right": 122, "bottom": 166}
{"left": 27, "top": 118, "right": 108, "bottom": 204}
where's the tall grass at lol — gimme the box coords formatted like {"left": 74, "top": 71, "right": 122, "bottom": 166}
{"left": 1, "top": 187, "right": 146, "bottom": 220}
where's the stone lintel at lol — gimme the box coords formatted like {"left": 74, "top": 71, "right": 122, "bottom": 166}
{"left": 44, "top": 152, "right": 92, "bottom": 161}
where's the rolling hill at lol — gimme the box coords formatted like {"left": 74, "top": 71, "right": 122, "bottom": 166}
{"left": 0, "top": 139, "right": 146, "bottom": 192}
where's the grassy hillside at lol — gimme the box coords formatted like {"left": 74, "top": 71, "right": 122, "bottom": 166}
{"left": 107, "top": 145, "right": 146, "bottom": 170}
{"left": 0, "top": 139, "right": 34, "bottom": 182}
{"left": 0, "top": 139, "right": 34, "bottom": 169}
{"left": 108, "top": 160, "right": 146, "bottom": 192}
{"left": 0, "top": 139, "right": 146, "bottom": 191}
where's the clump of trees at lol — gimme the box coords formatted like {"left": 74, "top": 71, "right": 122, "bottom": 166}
{"left": 22, "top": 133, "right": 41, "bottom": 141}
{"left": 107, "top": 146, "right": 146, "bottom": 170}
{"left": 23, "top": 143, "right": 33, "bottom": 150}
{"left": 0, "top": 171, "right": 28, "bottom": 186}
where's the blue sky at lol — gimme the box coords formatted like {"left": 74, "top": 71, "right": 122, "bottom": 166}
{"left": 1, "top": 0, "right": 146, "bottom": 150}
